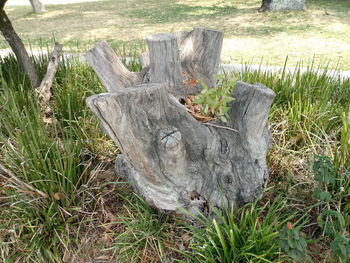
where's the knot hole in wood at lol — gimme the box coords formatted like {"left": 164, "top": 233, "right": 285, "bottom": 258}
{"left": 159, "top": 127, "right": 182, "bottom": 153}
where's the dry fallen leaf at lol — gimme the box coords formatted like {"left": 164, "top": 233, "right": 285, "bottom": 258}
{"left": 54, "top": 192, "right": 61, "bottom": 200}
{"left": 178, "top": 243, "right": 186, "bottom": 251}
{"left": 104, "top": 211, "right": 117, "bottom": 222}
{"left": 194, "top": 104, "right": 201, "bottom": 112}
{"left": 181, "top": 95, "right": 215, "bottom": 123}
{"left": 188, "top": 95, "right": 196, "bottom": 101}
{"left": 181, "top": 232, "right": 191, "bottom": 243}
{"left": 101, "top": 232, "right": 113, "bottom": 244}
{"left": 62, "top": 250, "right": 71, "bottom": 263}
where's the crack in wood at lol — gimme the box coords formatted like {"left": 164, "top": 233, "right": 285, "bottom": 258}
{"left": 85, "top": 28, "right": 275, "bottom": 215}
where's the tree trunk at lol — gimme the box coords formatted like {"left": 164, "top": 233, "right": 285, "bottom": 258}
{"left": 29, "top": 0, "right": 45, "bottom": 13}
{"left": 0, "top": 8, "right": 40, "bottom": 87}
{"left": 85, "top": 28, "right": 275, "bottom": 215}
{"left": 260, "top": 0, "right": 306, "bottom": 11}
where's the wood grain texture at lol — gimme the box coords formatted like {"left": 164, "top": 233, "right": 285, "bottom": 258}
{"left": 85, "top": 28, "right": 223, "bottom": 96}
{"left": 35, "top": 42, "right": 62, "bottom": 105}
{"left": 87, "top": 82, "right": 275, "bottom": 214}
{"left": 85, "top": 28, "right": 275, "bottom": 215}
{"left": 146, "top": 33, "right": 183, "bottom": 88}
{"left": 176, "top": 27, "right": 223, "bottom": 87}
{"left": 260, "top": 0, "right": 306, "bottom": 11}
{"left": 84, "top": 41, "right": 142, "bottom": 92}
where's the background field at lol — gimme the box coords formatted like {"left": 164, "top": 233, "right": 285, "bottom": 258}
{"left": 2, "top": 0, "right": 350, "bottom": 69}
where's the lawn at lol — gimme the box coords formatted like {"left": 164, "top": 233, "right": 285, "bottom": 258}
{"left": 2, "top": 0, "right": 350, "bottom": 69}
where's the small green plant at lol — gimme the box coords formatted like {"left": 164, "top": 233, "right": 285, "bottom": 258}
{"left": 331, "top": 233, "right": 350, "bottom": 260}
{"left": 312, "top": 155, "right": 350, "bottom": 262}
{"left": 313, "top": 155, "right": 335, "bottom": 186}
{"left": 317, "top": 209, "right": 346, "bottom": 237}
{"left": 279, "top": 222, "right": 309, "bottom": 262}
{"left": 194, "top": 74, "right": 236, "bottom": 122}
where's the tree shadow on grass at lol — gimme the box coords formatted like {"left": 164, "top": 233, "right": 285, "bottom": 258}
{"left": 233, "top": 24, "right": 321, "bottom": 37}
{"left": 308, "top": 0, "right": 350, "bottom": 13}
{"left": 123, "top": 4, "right": 238, "bottom": 24}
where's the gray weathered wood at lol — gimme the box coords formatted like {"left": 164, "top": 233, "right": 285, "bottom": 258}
{"left": 29, "top": 0, "right": 45, "bottom": 13}
{"left": 87, "top": 81, "right": 275, "bottom": 214}
{"left": 35, "top": 43, "right": 62, "bottom": 105}
{"left": 85, "top": 28, "right": 275, "bottom": 215}
{"left": 84, "top": 41, "right": 142, "bottom": 92}
{"left": 85, "top": 28, "right": 223, "bottom": 96}
{"left": 260, "top": 0, "right": 306, "bottom": 11}
{"left": 146, "top": 33, "right": 183, "bottom": 88}
{"left": 139, "top": 52, "right": 150, "bottom": 68}
{"left": 176, "top": 28, "right": 223, "bottom": 87}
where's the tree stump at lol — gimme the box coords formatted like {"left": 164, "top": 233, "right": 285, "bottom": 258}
{"left": 29, "top": 0, "right": 45, "bottom": 13}
{"left": 260, "top": 0, "right": 306, "bottom": 11}
{"left": 85, "top": 28, "right": 275, "bottom": 215}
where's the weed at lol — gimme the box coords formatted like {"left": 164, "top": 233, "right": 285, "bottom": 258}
{"left": 279, "top": 222, "right": 310, "bottom": 262}
{"left": 194, "top": 74, "right": 236, "bottom": 122}
{"left": 312, "top": 155, "right": 350, "bottom": 262}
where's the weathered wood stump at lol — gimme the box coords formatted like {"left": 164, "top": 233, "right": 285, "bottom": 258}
{"left": 260, "top": 0, "right": 306, "bottom": 11}
{"left": 29, "top": 0, "right": 45, "bottom": 13}
{"left": 85, "top": 28, "right": 275, "bottom": 215}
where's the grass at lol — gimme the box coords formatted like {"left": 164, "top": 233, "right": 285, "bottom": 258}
{"left": 2, "top": 0, "right": 350, "bottom": 69}
{"left": 105, "top": 193, "right": 183, "bottom": 263}
{"left": 182, "top": 196, "right": 299, "bottom": 263}
{"left": 235, "top": 59, "right": 350, "bottom": 160}
{"left": 0, "top": 54, "right": 106, "bottom": 262}
{"left": 0, "top": 46, "right": 349, "bottom": 262}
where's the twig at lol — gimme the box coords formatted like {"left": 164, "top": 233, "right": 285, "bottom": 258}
{"left": 203, "top": 122, "right": 239, "bottom": 133}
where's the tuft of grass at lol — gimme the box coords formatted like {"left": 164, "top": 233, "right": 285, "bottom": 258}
{"left": 182, "top": 196, "right": 303, "bottom": 263}
{"left": 0, "top": 53, "right": 107, "bottom": 262}
{"left": 105, "top": 193, "right": 182, "bottom": 263}
{"left": 0, "top": 78, "right": 89, "bottom": 261}
{"left": 336, "top": 110, "right": 350, "bottom": 169}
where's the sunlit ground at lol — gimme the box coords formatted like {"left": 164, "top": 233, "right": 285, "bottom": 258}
{"left": 2, "top": 0, "right": 350, "bottom": 69}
